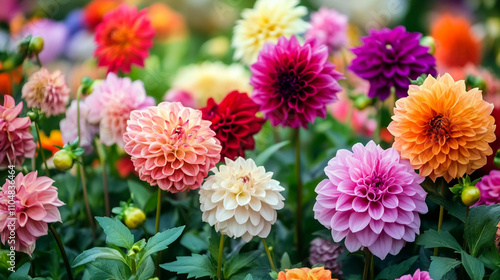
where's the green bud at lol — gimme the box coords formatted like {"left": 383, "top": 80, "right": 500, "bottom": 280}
{"left": 420, "top": 36, "right": 436, "bottom": 55}
{"left": 124, "top": 207, "right": 146, "bottom": 229}
{"left": 461, "top": 186, "right": 481, "bottom": 206}
{"left": 494, "top": 149, "right": 500, "bottom": 168}
{"left": 410, "top": 74, "right": 427, "bottom": 86}
{"left": 27, "top": 111, "right": 38, "bottom": 122}
{"left": 29, "top": 36, "right": 44, "bottom": 55}
{"left": 53, "top": 150, "right": 75, "bottom": 171}
{"left": 353, "top": 94, "right": 374, "bottom": 110}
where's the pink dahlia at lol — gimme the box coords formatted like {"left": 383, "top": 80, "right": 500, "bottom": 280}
{"left": 85, "top": 73, "right": 155, "bottom": 147}
{"left": 305, "top": 8, "right": 349, "bottom": 55}
{"left": 474, "top": 169, "right": 500, "bottom": 206}
{"left": 396, "top": 269, "right": 433, "bottom": 280}
{"left": 22, "top": 68, "right": 70, "bottom": 117}
{"left": 0, "top": 172, "right": 64, "bottom": 255}
{"left": 250, "top": 35, "right": 343, "bottom": 128}
{"left": 59, "top": 100, "right": 99, "bottom": 154}
{"left": 163, "top": 89, "right": 197, "bottom": 108}
{"left": 0, "top": 96, "right": 36, "bottom": 167}
{"left": 313, "top": 141, "right": 428, "bottom": 260}
{"left": 123, "top": 102, "right": 222, "bottom": 193}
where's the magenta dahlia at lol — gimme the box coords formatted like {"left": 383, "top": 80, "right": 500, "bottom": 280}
{"left": 474, "top": 169, "right": 500, "bottom": 206}
{"left": 349, "top": 26, "right": 437, "bottom": 100}
{"left": 250, "top": 35, "right": 343, "bottom": 128}
{"left": 396, "top": 269, "right": 433, "bottom": 280}
{"left": 309, "top": 237, "right": 344, "bottom": 277}
{"left": 313, "top": 141, "right": 428, "bottom": 260}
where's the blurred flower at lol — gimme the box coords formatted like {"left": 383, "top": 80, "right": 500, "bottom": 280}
{"left": 163, "top": 89, "right": 197, "bottom": 108}
{"left": 251, "top": 35, "right": 343, "bottom": 128}
{"left": 38, "top": 130, "right": 63, "bottom": 156}
{"left": 65, "top": 30, "right": 97, "bottom": 62}
{"left": 0, "top": 172, "right": 64, "bottom": 255}
{"left": 496, "top": 222, "right": 500, "bottom": 253}
{"left": 473, "top": 170, "right": 500, "bottom": 206}
{"left": 314, "top": 141, "right": 428, "bottom": 260}
{"left": 483, "top": 93, "right": 500, "bottom": 174}
{"left": 94, "top": 4, "right": 154, "bottom": 73}
{"left": 349, "top": 26, "right": 436, "bottom": 100}
{"left": 0, "top": 62, "right": 22, "bottom": 96}
{"left": 123, "top": 102, "right": 221, "bottom": 193}
{"left": 432, "top": 14, "right": 481, "bottom": 69}
{"left": 388, "top": 74, "right": 496, "bottom": 182}
{"left": 277, "top": 267, "right": 337, "bottom": 280}
{"left": 232, "top": 0, "right": 309, "bottom": 65}
{"left": 0, "top": 95, "right": 36, "bottom": 167}
{"left": 20, "top": 19, "right": 69, "bottom": 64}
{"left": 201, "top": 36, "right": 230, "bottom": 59}
{"left": 67, "top": 62, "right": 107, "bottom": 95}
{"left": 147, "top": 3, "right": 187, "bottom": 41}
{"left": 328, "top": 91, "right": 375, "bottom": 138}
{"left": 83, "top": 0, "right": 122, "bottom": 30}
{"left": 444, "top": 64, "right": 500, "bottom": 96}
{"left": 85, "top": 73, "right": 154, "bottom": 147}
{"left": 309, "top": 238, "right": 344, "bottom": 278}
{"left": 65, "top": 9, "right": 85, "bottom": 35}
{"left": 59, "top": 100, "right": 99, "bottom": 154}
{"left": 172, "top": 61, "right": 251, "bottom": 106}
{"left": 200, "top": 157, "right": 284, "bottom": 241}
{"left": 22, "top": 68, "right": 70, "bottom": 117}
{"left": 116, "top": 155, "right": 136, "bottom": 178}
{"left": 305, "top": 8, "right": 348, "bottom": 55}
{"left": 0, "top": 0, "right": 22, "bottom": 22}
{"left": 396, "top": 269, "right": 432, "bottom": 280}
{"left": 201, "top": 91, "right": 265, "bottom": 160}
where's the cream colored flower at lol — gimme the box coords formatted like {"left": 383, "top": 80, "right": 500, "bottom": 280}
{"left": 171, "top": 61, "right": 251, "bottom": 106}
{"left": 232, "top": 0, "right": 309, "bottom": 65}
{"left": 199, "top": 157, "right": 285, "bottom": 241}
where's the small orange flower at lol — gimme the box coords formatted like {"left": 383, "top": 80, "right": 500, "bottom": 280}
{"left": 431, "top": 14, "right": 481, "bottom": 68}
{"left": 388, "top": 74, "right": 496, "bottom": 182}
{"left": 146, "top": 3, "right": 187, "bottom": 41}
{"left": 277, "top": 267, "right": 337, "bottom": 280}
{"left": 38, "top": 130, "right": 64, "bottom": 156}
{"left": 0, "top": 62, "right": 23, "bottom": 96}
{"left": 83, "top": 0, "right": 123, "bottom": 30}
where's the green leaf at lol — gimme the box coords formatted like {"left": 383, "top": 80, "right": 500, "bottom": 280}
{"left": 465, "top": 204, "right": 500, "bottom": 256}
{"left": 461, "top": 251, "right": 485, "bottom": 280}
{"left": 254, "top": 141, "right": 290, "bottom": 166}
{"left": 478, "top": 245, "right": 500, "bottom": 269}
{"left": 375, "top": 256, "right": 418, "bottom": 280}
{"left": 95, "top": 216, "right": 135, "bottom": 249}
{"left": 180, "top": 231, "right": 209, "bottom": 253}
{"left": 160, "top": 254, "right": 216, "bottom": 279}
{"left": 132, "top": 256, "right": 154, "bottom": 280}
{"left": 244, "top": 274, "right": 254, "bottom": 280}
{"left": 428, "top": 193, "right": 466, "bottom": 222}
{"left": 8, "top": 262, "right": 31, "bottom": 280}
{"left": 280, "top": 252, "right": 291, "bottom": 270}
{"left": 490, "top": 269, "right": 500, "bottom": 280}
{"left": 224, "top": 250, "right": 262, "bottom": 279}
{"left": 127, "top": 180, "right": 153, "bottom": 211}
{"left": 429, "top": 256, "right": 461, "bottom": 280}
{"left": 72, "top": 247, "right": 128, "bottom": 267}
{"left": 86, "top": 259, "right": 131, "bottom": 279}
{"left": 138, "top": 226, "right": 185, "bottom": 267}
{"left": 416, "top": 229, "right": 462, "bottom": 251}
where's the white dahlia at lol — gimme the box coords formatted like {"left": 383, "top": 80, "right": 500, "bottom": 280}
{"left": 199, "top": 157, "right": 285, "bottom": 241}
{"left": 232, "top": 0, "right": 309, "bottom": 65}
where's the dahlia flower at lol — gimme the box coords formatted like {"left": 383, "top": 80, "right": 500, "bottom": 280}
{"left": 146, "top": 3, "right": 187, "bottom": 41}
{"left": 85, "top": 73, "right": 155, "bottom": 147}
{"left": 232, "top": 0, "right": 309, "bottom": 65}
{"left": 277, "top": 267, "right": 336, "bottom": 280}
{"left": 349, "top": 26, "right": 436, "bottom": 100}
{"left": 250, "top": 35, "right": 343, "bottom": 128}
{"left": 163, "top": 89, "right": 197, "bottom": 108}
{"left": 94, "top": 4, "right": 154, "bottom": 73}
{"left": 83, "top": 0, "right": 122, "bottom": 30}
{"left": 309, "top": 238, "right": 344, "bottom": 277}
{"left": 59, "top": 100, "right": 99, "bottom": 154}
{"left": 396, "top": 269, "right": 433, "bottom": 280}
{"left": 0, "top": 96, "right": 36, "bottom": 167}
{"left": 388, "top": 74, "right": 496, "bottom": 182}
{"left": 305, "top": 8, "right": 348, "bottom": 55}
{"left": 0, "top": 172, "right": 64, "bottom": 255}
{"left": 171, "top": 61, "right": 252, "bottom": 106}
{"left": 123, "top": 102, "right": 221, "bottom": 193}
{"left": 473, "top": 170, "right": 500, "bottom": 206}
{"left": 199, "top": 157, "right": 284, "bottom": 241}
{"left": 201, "top": 91, "right": 265, "bottom": 160}
{"left": 313, "top": 141, "right": 428, "bottom": 260}
{"left": 22, "top": 68, "right": 70, "bottom": 117}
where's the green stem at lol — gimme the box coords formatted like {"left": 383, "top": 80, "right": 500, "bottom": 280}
{"left": 463, "top": 206, "right": 470, "bottom": 252}
{"left": 217, "top": 234, "right": 225, "bottom": 280}
{"left": 35, "top": 54, "right": 42, "bottom": 68}
{"left": 155, "top": 188, "right": 162, "bottom": 277}
{"left": 34, "top": 122, "right": 50, "bottom": 176}
{"left": 434, "top": 180, "right": 446, "bottom": 256}
{"left": 131, "top": 258, "right": 137, "bottom": 275}
{"left": 49, "top": 225, "right": 74, "bottom": 280}
{"left": 363, "top": 249, "right": 372, "bottom": 280}
{"left": 374, "top": 100, "right": 382, "bottom": 144}
{"left": 261, "top": 238, "right": 276, "bottom": 271}
{"left": 294, "top": 128, "right": 303, "bottom": 257}
{"left": 95, "top": 139, "right": 110, "bottom": 217}
{"left": 79, "top": 163, "right": 95, "bottom": 240}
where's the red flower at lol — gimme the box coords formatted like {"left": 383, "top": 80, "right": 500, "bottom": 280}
{"left": 201, "top": 91, "right": 265, "bottom": 160}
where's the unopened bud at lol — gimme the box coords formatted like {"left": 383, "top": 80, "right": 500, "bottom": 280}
{"left": 420, "top": 36, "right": 436, "bottom": 55}
{"left": 124, "top": 207, "right": 146, "bottom": 229}
{"left": 53, "top": 150, "right": 75, "bottom": 171}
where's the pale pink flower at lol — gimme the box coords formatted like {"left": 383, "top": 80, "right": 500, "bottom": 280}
{"left": 305, "top": 8, "right": 349, "bottom": 54}
{"left": 163, "top": 89, "right": 197, "bottom": 108}
{"left": 0, "top": 172, "right": 64, "bottom": 255}
{"left": 59, "top": 100, "right": 99, "bottom": 154}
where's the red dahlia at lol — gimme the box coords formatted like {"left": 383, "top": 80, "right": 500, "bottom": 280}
{"left": 201, "top": 91, "right": 265, "bottom": 160}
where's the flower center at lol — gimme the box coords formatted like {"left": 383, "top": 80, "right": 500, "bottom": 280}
{"left": 428, "top": 114, "right": 451, "bottom": 142}
{"left": 278, "top": 69, "right": 302, "bottom": 97}
{"left": 109, "top": 27, "right": 132, "bottom": 47}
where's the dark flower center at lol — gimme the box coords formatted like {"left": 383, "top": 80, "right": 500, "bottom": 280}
{"left": 428, "top": 114, "right": 451, "bottom": 142}
{"left": 278, "top": 69, "right": 302, "bottom": 97}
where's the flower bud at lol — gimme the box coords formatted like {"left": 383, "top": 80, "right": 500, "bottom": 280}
{"left": 353, "top": 94, "right": 373, "bottom": 110}
{"left": 494, "top": 149, "right": 500, "bottom": 168}
{"left": 420, "top": 36, "right": 436, "bottom": 55}
{"left": 461, "top": 186, "right": 481, "bottom": 206}
{"left": 124, "top": 207, "right": 146, "bottom": 229}
{"left": 29, "top": 36, "right": 44, "bottom": 55}
{"left": 53, "top": 149, "right": 75, "bottom": 171}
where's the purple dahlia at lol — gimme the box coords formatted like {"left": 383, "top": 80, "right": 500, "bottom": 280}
{"left": 309, "top": 237, "right": 344, "bottom": 277}
{"left": 349, "top": 26, "right": 437, "bottom": 100}
{"left": 313, "top": 141, "right": 428, "bottom": 260}
{"left": 250, "top": 35, "right": 343, "bottom": 128}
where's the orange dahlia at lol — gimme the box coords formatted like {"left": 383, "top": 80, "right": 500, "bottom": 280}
{"left": 83, "top": 0, "right": 123, "bottom": 30}
{"left": 431, "top": 14, "right": 481, "bottom": 68}
{"left": 388, "top": 74, "right": 496, "bottom": 182}
{"left": 277, "top": 267, "right": 337, "bottom": 280}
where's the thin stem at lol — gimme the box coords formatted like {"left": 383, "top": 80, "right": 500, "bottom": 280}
{"left": 217, "top": 234, "right": 225, "bottom": 280}
{"left": 363, "top": 249, "right": 372, "bottom": 280}
{"left": 155, "top": 188, "right": 162, "bottom": 277}
{"left": 35, "top": 54, "right": 42, "bottom": 68}
{"left": 373, "top": 100, "right": 382, "bottom": 144}
{"left": 35, "top": 122, "right": 50, "bottom": 176}
{"left": 434, "top": 180, "right": 446, "bottom": 256}
{"left": 261, "top": 238, "right": 276, "bottom": 272}
{"left": 463, "top": 206, "right": 470, "bottom": 251}
{"left": 49, "top": 225, "right": 74, "bottom": 280}
{"left": 131, "top": 258, "right": 137, "bottom": 275}
{"left": 370, "top": 252, "right": 374, "bottom": 280}
{"left": 79, "top": 163, "right": 95, "bottom": 240}
{"left": 95, "top": 139, "right": 110, "bottom": 217}
{"left": 294, "top": 128, "right": 303, "bottom": 257}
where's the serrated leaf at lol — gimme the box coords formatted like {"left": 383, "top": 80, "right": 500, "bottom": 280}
{"left": 72, "top": 247, "right": 127, "bottom": 267}
{"left": 429, "top": 256, "right": 461, "bottom": 280}
{"left": 95, "top": 217, "right": 135, "bottom": 249}
{"left": 86, "top": 259, "right": 131, "bottom": 279}
{"left": 160, "top": 254, "right": 216, "bottom": 279}
{"left": 224, "top": 250, "right": 262, "bottom": 279}
{"left": 465, "top": 205, "right": 500, "bottom": 256}
{"left": 375, "top": 255, "right": 418, "bottom": 280}
{"left": 461, "top": 251, "right": 485, "bottom": 280}
{"left": 138, "top": 226, "right": 185, "bottom": 267}
{"left": 417, "top": 229, "right": 462, "bottom": 251}
{"left": 254, "top": 141, "right": 290, "bottom": 166}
